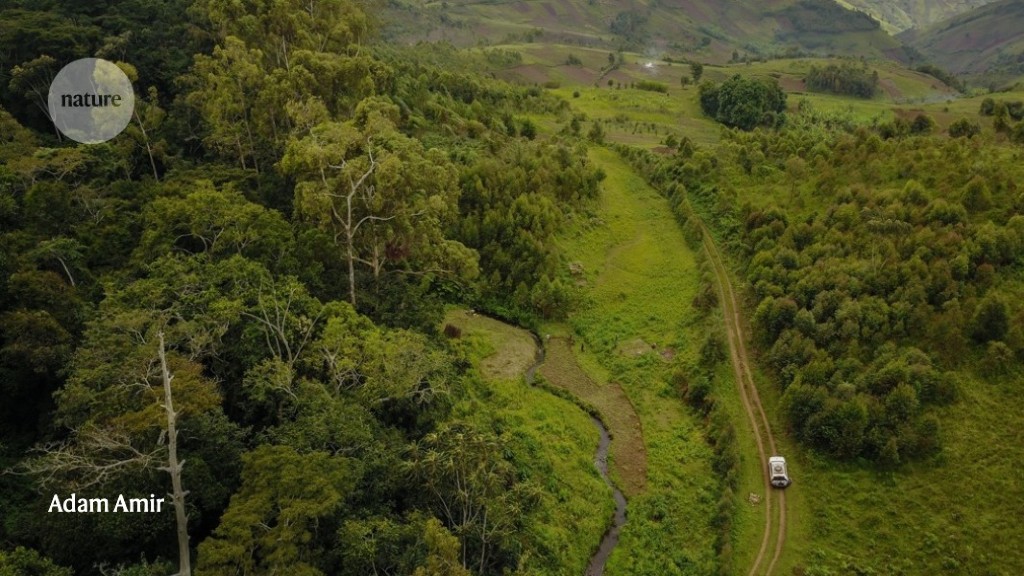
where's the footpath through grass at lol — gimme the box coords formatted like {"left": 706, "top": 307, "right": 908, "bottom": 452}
{"left": 543, "top": 147, "right": 720, "bottom": 575}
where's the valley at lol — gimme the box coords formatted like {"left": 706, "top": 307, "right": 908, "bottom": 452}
{"left": 2, "top": 1, "right": 1024, "bottom": 575}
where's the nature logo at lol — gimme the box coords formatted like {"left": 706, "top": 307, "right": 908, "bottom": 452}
{"left": 47, "top": 57, "right": 134, "bottom": 144}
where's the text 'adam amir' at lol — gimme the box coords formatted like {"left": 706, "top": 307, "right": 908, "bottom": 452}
{"left": 49, "top": 493, "right": 166, "bottom": 513}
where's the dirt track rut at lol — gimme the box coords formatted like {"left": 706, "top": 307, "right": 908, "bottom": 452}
{"left": 697, "top": 220, "right": 787, "bottom": 576}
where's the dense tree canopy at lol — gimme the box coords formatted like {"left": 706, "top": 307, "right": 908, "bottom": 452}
{"left": 619, "top": 108, "right": 1024, "bottom": 463}
{"left": 698, "top": 75, "right": 787, "bottom": 131}
{"left": 805, "top": 61, "right": 879, "bottom": 98}
{"left": 0, "top": 0, "right": 601, "bottom": 574}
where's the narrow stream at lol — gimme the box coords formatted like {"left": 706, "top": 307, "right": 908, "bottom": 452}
{"left": 523, "top": 335, "right": 626, "bottom": 576}
{"left": 585, "top": 416, "right": 627, "bottom": 576}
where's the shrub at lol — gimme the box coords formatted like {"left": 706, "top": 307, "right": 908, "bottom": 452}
{"left": 983, "top": 340, "right": 1015, "bottom": 376}
{"left": 519, "top": 119, "right": 537, "bottom": 139}
{"left": 910, "top": 114, "right": 935, "bottom": 135}
{"left": 980, "top": 97, "right": 996, "bottom": 116}
{"left": 1012, "top": 121, "right": 1024, "bottom": 145}
{"left": 635, "top": 80, "right": 668, "bottom": 93}
{"left": 1005, "top": 100, "right": 1024, "bottom": 121}
{"left": 971, "top": 295, "right": 1009, "bottom": 343}
{"left": 948, "top": 118, "right": 981, "bottom": 138}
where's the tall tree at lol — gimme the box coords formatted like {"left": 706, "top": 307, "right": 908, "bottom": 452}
{"left": 20, "top": 329, "right": 207, "bottom": 576}
{"left": 8, "top": 56, "right": 60, "bottom": 139}
{"left": 158, "top": 331, "right": 192, "bottom": 576}
{"left": 195, "top": 445, "right": 361, "bottom": 576}
{"left": 281, "top": 106, "right": 477, "bottom": 308}
{"left": 411, "top": 423, "right": 537, "bottom": 573}
{"left": 16, "top": 253, "right": 254, "bottom": 573}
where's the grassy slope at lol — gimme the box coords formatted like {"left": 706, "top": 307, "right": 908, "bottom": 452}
{"left": 445, "top": 310, "right": 612, "bottom": 575}
{"left": 453, "top": 43, "right": 1023, "bottom": 574}
{"left": 509, "top": 49, "right": 964, "bottom": 148}
{"left": 901, "top": 0, "right": 1024, "bottom": 78}
{"left": 543, "top": 147, "right": 719, "bottom": 575}
{"left": 834, "top": 0, "right": 998, "bottom": 33}
{"left": 554, "top": 59, "right": 1024, "bottom": 572}
{"left": 381, "top": 0, "right": 900, "bottom": 62}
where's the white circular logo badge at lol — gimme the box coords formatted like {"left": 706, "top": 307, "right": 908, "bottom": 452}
{"left": 48, "top": 58, "right": 135, "bottom": 144}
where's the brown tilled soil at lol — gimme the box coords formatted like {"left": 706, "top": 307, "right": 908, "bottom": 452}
{"left": 539, "top": 337, "right": 648, "bottom": 496}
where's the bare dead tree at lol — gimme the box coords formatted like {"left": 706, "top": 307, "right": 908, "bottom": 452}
{"left": 12, "top": 332, "right": 192, "bottom": 576}
{"left": 16, "top": 426, "right": 162, "bottom": 490}
{"left": 158, "top": 332, "right": 191, "bottom": 576}
{"left": 321, "top": 146, "right": 390, "bottom": 306}
{"left": 134, "top": 105, "right": 160, "bottom": 181}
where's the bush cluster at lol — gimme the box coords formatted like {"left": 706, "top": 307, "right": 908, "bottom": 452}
{"left": 618, "top": 117, "right": 1024, "bottom": 464}
{"left": 805, "top": 62, "right": 879, "bottom": 98}
{"left": 698, "top": 75, "right": 787, "bottom": 131}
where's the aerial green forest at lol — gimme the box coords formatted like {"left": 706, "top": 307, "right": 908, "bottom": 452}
{"left": 2, "top": 0, "right": 1024, "bottom": 575}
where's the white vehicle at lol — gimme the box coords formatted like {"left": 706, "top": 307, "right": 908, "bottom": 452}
{"left": 769, "top": 456, "right": 791, "bottom": 488}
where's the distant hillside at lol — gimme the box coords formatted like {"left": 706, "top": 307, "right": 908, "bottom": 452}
{"left": 900, "top": 0, "right": 1024, "bottom": 79}
{"left": 379, "top": 0, "right": 902, "bottom": 63}
{"left": 833, "top": 0, "right": 998, "bottom": 33}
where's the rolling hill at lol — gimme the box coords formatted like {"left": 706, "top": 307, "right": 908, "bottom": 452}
{"left": 833, "top": 0, "right": 998, "bottom": 33}
{"left": 379, "top": 0, "right": 904, "bottom": 63}
{"left": 900, "top": 0, "right": 1024, "bottom": 80}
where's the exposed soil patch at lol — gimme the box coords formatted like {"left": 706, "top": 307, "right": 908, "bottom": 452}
{"left": 502, "top": 64, "right": 553, "bottom": 84}
{"left": 779, "top": 76, "right": 806, "bottom": 93}
{"left": 892, "top": 107, "right": 926, "bottom": 120}
{"left": 879, "top": 77, "right": 903, "bottom": 99}
{"left": 560, "top": 64, "right": 599, "bottom": 85}
{"left": 616, "top": 337, "right": 652, "bottom": 357}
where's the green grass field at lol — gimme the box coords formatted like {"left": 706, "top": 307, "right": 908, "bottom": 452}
{"left": 445, "top": 309, "right": 613, "bottom": 575}
{"left": 538, "top": 147, "right": 723, "bottom": 574}
{"left": 498, "top": 46, "right": 994, "bottom": 146}
{"left": 538, "top": 337, "right": 648, "bottom": 497}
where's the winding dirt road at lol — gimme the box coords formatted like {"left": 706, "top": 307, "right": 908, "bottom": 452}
{"left": 696, "top": 220, "right": 787, "bottom": 576}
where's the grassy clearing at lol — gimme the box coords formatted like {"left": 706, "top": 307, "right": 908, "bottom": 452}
{"left": 445, "top": 309, "right": 612, "bottom": 575}
{"left": 446, "top": 309, "right": 537, "bottom": 381}
{"left": 542, "top": 147, "right": 721, "bottom": 574}
{"left": 789, "top": 369, "right": 1024, "bottom": 574}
